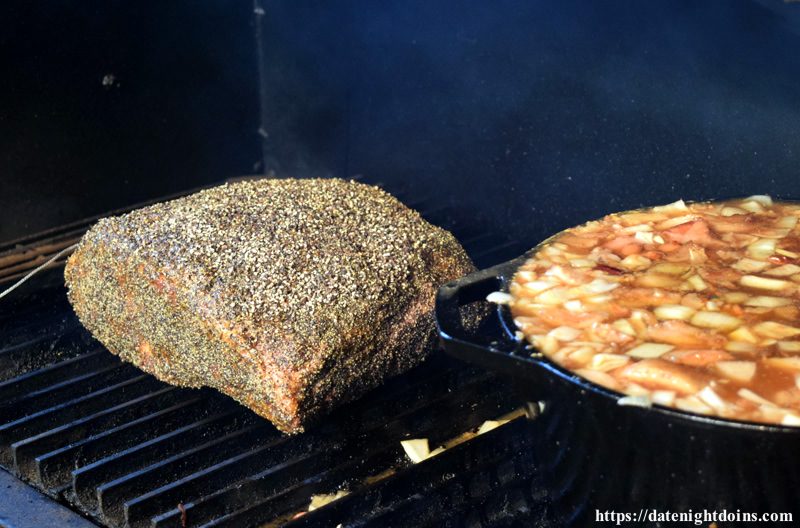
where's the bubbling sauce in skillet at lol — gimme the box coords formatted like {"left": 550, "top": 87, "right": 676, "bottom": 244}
{"left": 507, "top": 196, "right": 800, "bottom": 426}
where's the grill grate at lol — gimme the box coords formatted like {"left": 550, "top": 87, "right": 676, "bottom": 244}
{"left": 0, "top": 180, "right": 550, "bottom": 528}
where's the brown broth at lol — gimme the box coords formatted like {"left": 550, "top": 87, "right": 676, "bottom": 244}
{"left": 509, "top": 197, "right": 800, "bottom": 426}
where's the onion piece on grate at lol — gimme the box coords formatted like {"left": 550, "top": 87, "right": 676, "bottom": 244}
{"left": 401, "top": 439, "right": 430, "bottom": 464}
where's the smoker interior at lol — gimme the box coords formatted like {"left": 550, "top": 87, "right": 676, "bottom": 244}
{"left": 0, "top": 181, "right": 574, "bottom": 528}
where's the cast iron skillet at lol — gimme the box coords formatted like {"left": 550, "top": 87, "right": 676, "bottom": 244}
{"left": 437, "top": 251, "right": 800, "bottom": 434}
{"left": 436, "top": 250, "right": 800, "bottom": 524}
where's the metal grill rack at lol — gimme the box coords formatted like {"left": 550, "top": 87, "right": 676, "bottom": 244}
{"left": 0, "top": 181, "right": 566, "bottom": 528}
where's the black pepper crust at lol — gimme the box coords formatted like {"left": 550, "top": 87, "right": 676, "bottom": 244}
{"left": 64, "top": 178, "right": 477, "bottom": 433}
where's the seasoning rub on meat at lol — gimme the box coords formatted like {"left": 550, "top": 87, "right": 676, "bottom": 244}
{"left": 508, "top": 196, "right": 800, "bottom": 426}
{"left": 65, "top": 178, "right": 476, "bottom": 434}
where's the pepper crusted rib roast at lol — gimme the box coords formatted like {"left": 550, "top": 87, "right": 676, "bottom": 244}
{"left": 65, "top": 178, "right": 476, "bottom": 434}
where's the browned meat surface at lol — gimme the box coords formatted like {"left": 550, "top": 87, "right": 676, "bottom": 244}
{"left": 65, "top": 178, "right": 476, "bottom": 433}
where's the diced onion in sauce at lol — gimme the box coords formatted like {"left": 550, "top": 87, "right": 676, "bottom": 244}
{"left": 690, "top": 311, "right": 742, "bottom": 331}
{"left": 715, "top": 361, "right": 756, "bottom": 383}
{"left": 739, "top": 275, "right": 793, "bottom": 291}
{"left": 654, "top": 304, "right": 695, "bottom": 321}
{"left": 510, "top": 196, "right": 800, "bottom": 426}
{"left": 625, "top": 343, "right": 674, "bottom": 359}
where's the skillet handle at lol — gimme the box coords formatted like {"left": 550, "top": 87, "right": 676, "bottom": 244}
{"left": 436, "top": 260, "right": 521, "bottom": 356}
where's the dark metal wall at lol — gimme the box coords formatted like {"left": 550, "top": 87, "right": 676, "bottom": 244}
{"left": 0, "top": 1, "right": 260, "bottom": 243}
{"left": 3, "top": 1, "right": 800, "bottom": 254}
{"left": 257, "top": 0, "right": 800, "bottom": 250}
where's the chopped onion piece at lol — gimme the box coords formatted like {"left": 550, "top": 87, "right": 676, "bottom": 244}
{"left": 723, "top": 291, "right": 750, "bottom": 304}
{"left": 536, "top": 287, "right": 577, "bottom": 305}
{"left": 686, "top": 275, "right": 708, "bottom": 291}
{"left": 747, "top": 238, "right": 776, "bottom": 259}
{"left": 758, "top": 228, "right": 791, "bottom": 239}
{"left": 764, "top": 357, "right": 800, "bottom": 372}
{"left": 777, "top": 248, "right": 800, "bottom": 258}
{"left": 650, "top": 262, "right": 691, "bottom": 275}
{"left": 721, "top": 206, "right": 747, "bottom": 217}
{"left": 724, "top": 340, "right": 757, "bottom": 354}
{"left": 690, "top": 311, "right": 742, "bottom": 331}
{"left": 532, "top": 335, "right": 559, "bottom": 355}
{"left": 568, "top": 258, "right": 595, "bottom": 268}
{"left": 589, "top": 353, "right": 631, "bottom": 372}
{"left": 656, "top": 214, "right": 696, "bottom": 230}
{"left": 782, "top": 414, "right": 800, "bottom": 426}
{"left": 738, "top": 388, "right": 777, "bottom": 407}
{"left": 777, "top": 341, "right": 800, "bottom": 353}
{"left": 621, "top": 223, "right": 653, "bottom": 233}
{"left": 515, "top": 271, "right": 536, "bottom": 282}
{"left": 620, "top": 254, "right": 651, "bottom": 271}
{"left": 309, "top": 490, "right": 350, "bottom": 511}
{"left": 633, "top": 231, "right": 657, "bottom": 245}
{"left": 617, "top": 394, "right": 652, "bottom": 408}
{"left": 744, "top": 295, "right": 793, "bottom": 307}
{"left": 778, "top": 216, "right": 799, "bottom": 229}
{"left": 674, "top": 396, "right": 713, "bottom": 415}
{"left": 654, "top": 304, "right": 696, "bottom": 321}
{"left": 739, "top": 274, "right": 793, "bottom": 291}
{"left": 548, "top": 326, "right": 582, "bottom": 341}
{"left": 688, "top": 247, "right": 708, "bottom": 265}
{"left": 651, "top": 390, "right": 676, "bottom": 406}
{"left": 568, "top": 347, "right": 596, "bottom": 365}
{"left": 626, "top": 342, "right": 674, "bottom": 358}
{"left": 740, "top": 200, "right": 765, "bottom": 213}
{"left": 612, "top": 319, "right": 637, "bottom": 336}
{"left": 753, "top": 321, "right": 800, "bottom": 339}
{"left": 653, "top": 199, "right": 689, "bottom": 213}
{"left": 584, "top": 294, "right": 613, "bottom": 304}
{"left": 486, "top": 292, "right": 512, "bottom": 305}
{"left": 575, "top": 368, "right": 620, "bottom": 391}
{"left": 524, "top": 280, "right": 558, "bottom": 293}
{"left": 746, "top": 195, "right": 774, "bottom": 207}
{"left": 401, "top": 439, "right": 430, "bottom": 464}
{"left": 636, "top": 274, "right": 681, "bottom": 289}
{"left": 715, "top": 361, "right": 756, "bottom": 383}
{"left": 582, "top": 278, "right": 620, "bottom": 294}
{"left": 732, "top": 258, "right": 770, "bottom": 273}
{"left": 698, "top": 386, "right": 729, "bottom": 412}
{"left": 563, "top": 300, "right": 584, "bottom": 312}
{"left": 765, "top": 264, "right": 800, "bottom": 277}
